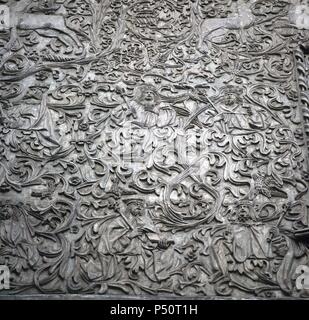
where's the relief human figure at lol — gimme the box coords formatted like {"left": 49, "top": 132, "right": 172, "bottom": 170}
{"left": 209, "top": 199, "right": 309, "bottom": 295}
{"left": 110, "top": 84, "right": 179, "bottom": 168}
{"left": 215, "top": 86, "right": 269, "bottom": 135}
{"left": 0, "top": 201, "right": 40, "bottom": 273}
{"left": 84, "top": 197, "right": 173, "bottom": 293}
{"left": 267, "top": 216, "right": 309, "bottom": 295}
{"left": 209, "top": 200, "right": 274, "bottom": 291}
{"left": 127, "top": 84, "right": 177, "bottom": 129}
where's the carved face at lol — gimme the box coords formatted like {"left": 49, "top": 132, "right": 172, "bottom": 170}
{"left": 239, "top": 204, "right": 249, "bottom": 215}
{"left": 139, "top": 89, "right": 157, "bottom": 108}
{"left": 127, "top": 200, "right": 145, "bottom": 216}
{"left": 224, "top": 229, "right": 233, "bottom": 243}
{"left": 221, "top": 86, "right": 243, "bottom": 109}
{"left": 236, "top": 203, "right": 252, "bottom": 222}
{"left": 273, "top": 239, "right": 289, "bottom": 257}
{"left": 0, "top": 203, "right": 14, "bottom": 220}
{"left": 135, "top": 85, "right": 159, "bottom": 108}
{"left": 144, "top": 90, "right": 156, "bottom": 102}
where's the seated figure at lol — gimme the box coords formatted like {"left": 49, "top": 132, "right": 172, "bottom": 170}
{"left": 128, "top": 84, "right": 177, "bottom": 129}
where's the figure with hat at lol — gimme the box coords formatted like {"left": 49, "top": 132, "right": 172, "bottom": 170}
{"left": 109, "top": 83, "right": 181, "bottom": 169}
{"left": 128, "top": 84, "right": 177, "bottom": 129}
{"left": 111, "top": 84, "right": 178, "bottom": 129}
{"left": 89, "top": 196, "right": 174, "bottom": 293}
{"left": 209, "top": 199, "right": 273, "bottom": 292}
{"left": 215, "top": 85, "right": 269, "bottom": 135}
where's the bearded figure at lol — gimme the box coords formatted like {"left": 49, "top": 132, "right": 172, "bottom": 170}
{"left": 128, "top": 84, "right": 177, "bottom": 128}
{"left": 215, "top": 86, "right": 269, "bottom": 135}
{"left": 84, "top": 197, "right": 173, "bottom": 293}
{"left": 109, "top": 84, "right": 179, "bottom": 169}
{"left": 209, "top": 200, "right": 274, "bottom": 294}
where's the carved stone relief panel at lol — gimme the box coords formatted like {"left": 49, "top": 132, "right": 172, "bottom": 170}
{"left": 0, "top": 0, "right": 309, "bottom": 298}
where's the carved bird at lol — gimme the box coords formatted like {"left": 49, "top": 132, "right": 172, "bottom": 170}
{"left": 250, "top": 169, "right": 287, "bottom": 199}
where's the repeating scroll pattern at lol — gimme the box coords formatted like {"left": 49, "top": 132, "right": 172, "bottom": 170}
{"left": 0, "top": 0, "right": 309, "bottom": 298}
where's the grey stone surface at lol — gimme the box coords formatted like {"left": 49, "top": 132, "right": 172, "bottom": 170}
{"left": 0, "top": 0, "right": 309, "bottom": 299}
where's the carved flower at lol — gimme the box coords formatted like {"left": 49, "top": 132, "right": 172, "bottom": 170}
{"left": 235, "top": 77, "right": 243, "bottom": 84}
{"left": 68, "top": 176, "right": 82, "bottom": 186}
{"left": 25, "top": 50, "right": 40, "bottom": 62}
{"left": 76, "top": 155, "right": 87, "bottom": 164}
{"left": 154, "top": 76, "right": 162, "bottom": 84}
{"left": 52, "top": 70, "right": 60, "bottom": 80}
{"left": 107, "top": 198, "right": 120, "bottom": 211}
{"left": 78, "top": 122, "right": 90, "bottom": 131}
{"left": 35, "top": 70, "right": 49, "bottom": 81}
{"left": 185, "top": 247, "right": 197, "bottom": 262}
{"left": 82, "top": 80, "right": 93, "bottom": 90}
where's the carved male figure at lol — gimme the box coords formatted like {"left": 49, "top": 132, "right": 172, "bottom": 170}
{"left": 215, "top": 86, "right": 269, "bottom": 135}
{"left": 85, "top": 197, "right": 172, "bottom": 293}
{"left": 128, "top": 84, "right": 177, "bottom": 129}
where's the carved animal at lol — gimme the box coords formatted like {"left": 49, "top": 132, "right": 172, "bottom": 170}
{"left": 2, "top": 3, "right": 82, "bottom": 51}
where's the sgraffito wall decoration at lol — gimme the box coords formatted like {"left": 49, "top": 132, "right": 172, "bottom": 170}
{"left": 0, "top": 0, "right": 309, "bottom": 299}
